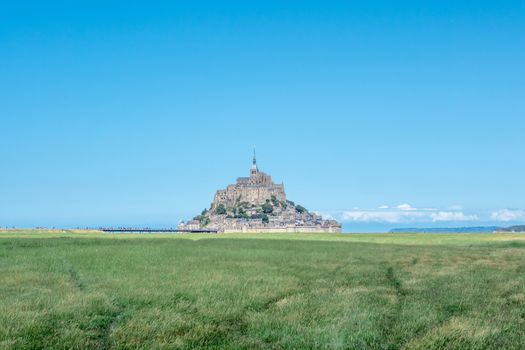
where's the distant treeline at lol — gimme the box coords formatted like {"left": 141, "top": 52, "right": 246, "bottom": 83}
{"left": 497, "top": 225, "right": 525, "bottom": 232}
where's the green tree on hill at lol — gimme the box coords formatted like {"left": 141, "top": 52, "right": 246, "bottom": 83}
{"left": 236, "top": 208, "right": 249, "bottom": 219}
{"left": 199, "top": 216, "right": 210, "bottom": 227}
{"left": 296, "top": 205, "right": 307, "bottom": 214}
{"left": 216, "top": 204, "right": 227, "bottom": 215}
{"left": 262, "top": 201, "right": 273, "bottom": 214}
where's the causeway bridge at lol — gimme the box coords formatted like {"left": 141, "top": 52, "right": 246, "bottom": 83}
{"left": 100, "top": 228, "right": 219, "bottom": 234}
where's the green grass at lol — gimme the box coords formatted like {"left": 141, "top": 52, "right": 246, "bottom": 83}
{"left": 1, "top": 231, "right": 525, "bottom": 349}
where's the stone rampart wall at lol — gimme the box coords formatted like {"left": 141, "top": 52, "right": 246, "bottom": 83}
{"left": 223, "top": 226, "right": 342, "bottom": 233}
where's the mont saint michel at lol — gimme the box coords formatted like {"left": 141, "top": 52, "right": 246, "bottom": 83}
{"left": 179, "top": 153, "right": 341, "bottom": 233}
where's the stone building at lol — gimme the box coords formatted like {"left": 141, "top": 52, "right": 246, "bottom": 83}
{"left": 181, "top": 152, "right": 342, "bottom": 233}
{"left": 212, "top": 152, "right": 286, "bottom": 208}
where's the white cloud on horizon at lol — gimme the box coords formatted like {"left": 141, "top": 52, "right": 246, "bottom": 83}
{"left": 340, "top": 210, "right": 477, "bottom": 223}
{"left": 448, "top": 205, "right": 463, "bottom": 211}
{"left": 396, "top": 203, "right": 417, "bottom": 211}
{"left": 430, "top": 211, "right": 478, "bottom": 222}
{"left": 319, "top": 204, "right": 524, "bottom": 225}
{"left": 328, "top": 203, "right": 480, "bottom": 224}
{"left": 341, "top": 210, "right": 426, "bottom": 223}
{"left": 490, "top": 209, "right": 525, "bottom": 222}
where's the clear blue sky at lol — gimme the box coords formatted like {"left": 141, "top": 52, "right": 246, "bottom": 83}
{"left": 1, "top": 1, "right": 524, "bottom": 231}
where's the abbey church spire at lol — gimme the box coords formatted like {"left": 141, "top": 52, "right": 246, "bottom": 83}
{"left": 251, "top": 148, "right": 258, "bottom": 175}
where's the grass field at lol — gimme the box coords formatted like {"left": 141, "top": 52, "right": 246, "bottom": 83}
{"left": 1, "top": 231, "right": 524, "bottom": 349}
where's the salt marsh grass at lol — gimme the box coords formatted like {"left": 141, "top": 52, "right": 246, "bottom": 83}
{"left": 1, "top": 231, "right": 524, "bottom": 349}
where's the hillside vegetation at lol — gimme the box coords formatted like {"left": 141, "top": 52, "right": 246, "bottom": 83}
{"left": 1, "top": 231, "right": 524, "bottom": 349}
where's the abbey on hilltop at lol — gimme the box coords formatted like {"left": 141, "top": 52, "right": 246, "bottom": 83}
{"left": 179, "top": 152, "right": 341, "bottom": 233}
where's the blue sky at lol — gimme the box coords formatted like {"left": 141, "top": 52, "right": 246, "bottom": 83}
{"left": 1, "top": 1, "right": 524, "bottom": 231}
